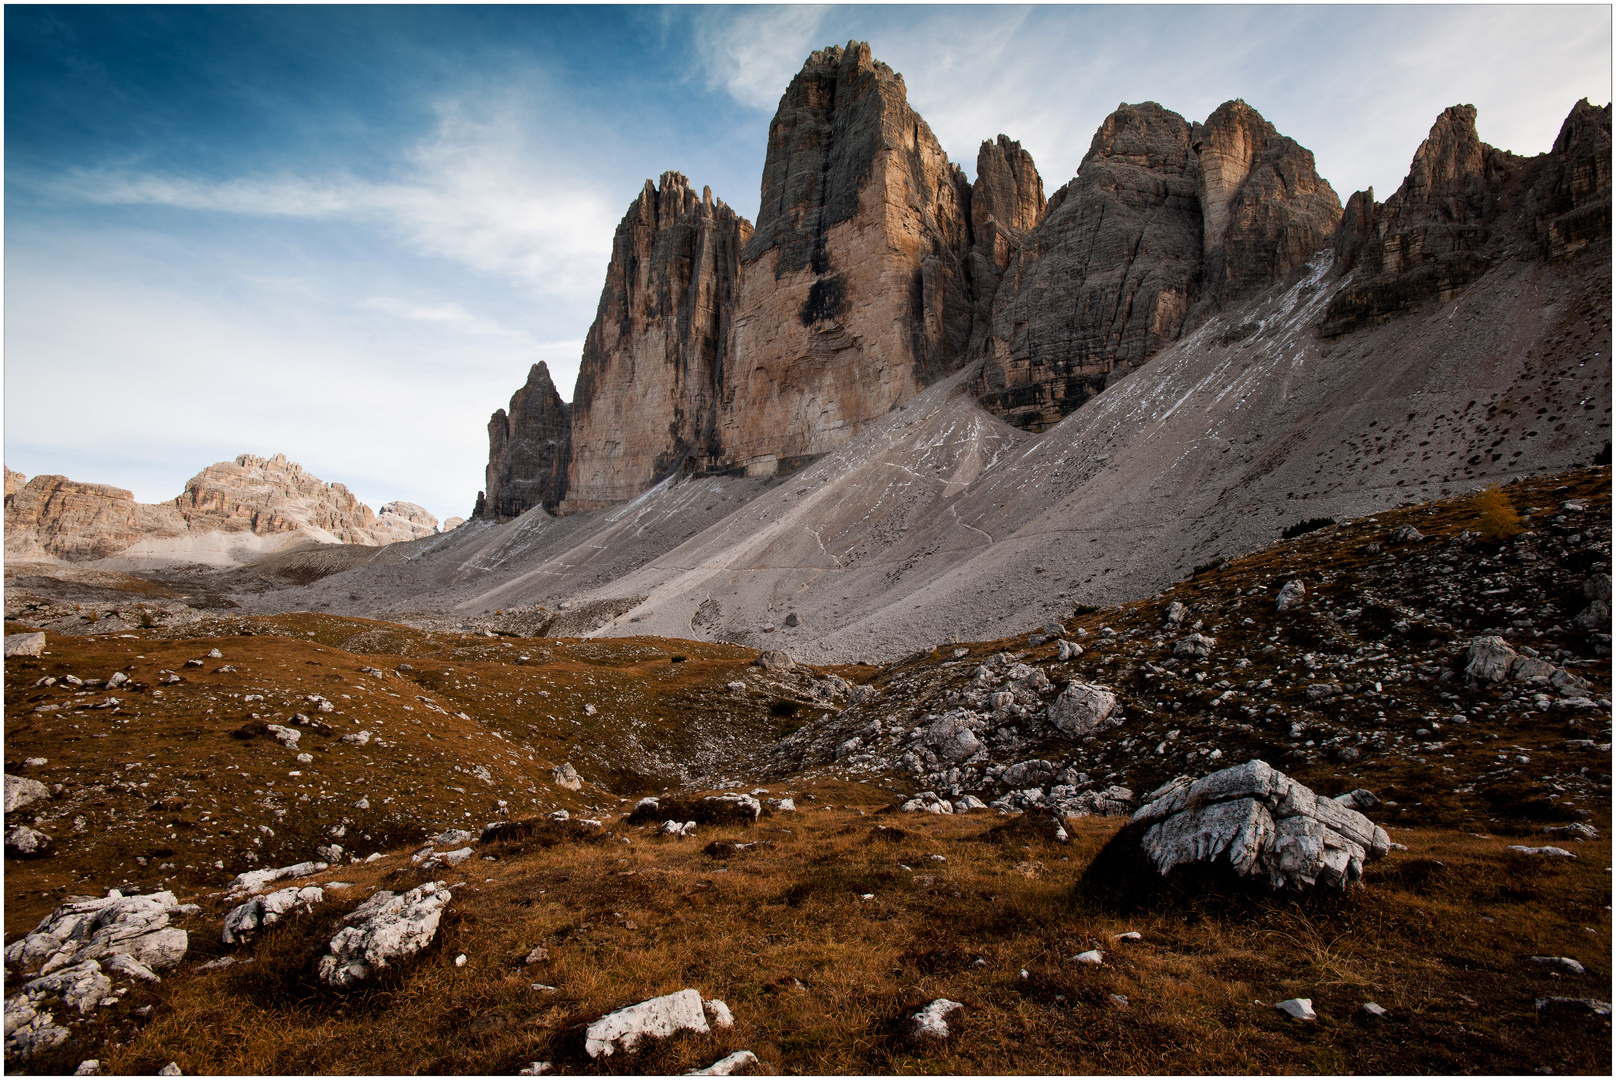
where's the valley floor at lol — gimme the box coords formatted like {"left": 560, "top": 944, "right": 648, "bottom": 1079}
{"left": 4, "top": 469, "right": 1611, "bottom": 1074}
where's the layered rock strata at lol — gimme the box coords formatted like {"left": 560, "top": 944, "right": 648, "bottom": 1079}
{"left": 1324, "top": 99, "right": 1612, "bottom": 336}
{"left": 482, "top": 362, "right": 572, "bottom": 518}
{"left": 976, "top": 100, "right": 1340, "bottom": 430}
{"left": 559, "top": 173, "right": 751, "bottom": 513}
{"left": 966, "top": 135, "right": 1045, "bottom": 358}
{"left": 718, "top": 41, "right": 976, "bottom": 473}
{"left": 4, "top": 454, "right": 436, "bottom": 564}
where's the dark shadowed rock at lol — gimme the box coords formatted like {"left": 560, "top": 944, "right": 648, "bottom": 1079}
{"left": 976, "top": 101, "right": 1202, "bottom": 430}
{"left": 1322, "top": 104, "right": 1517, "bottom": 335}
{"left": 561, "top": 172, "right": 752, "bottom": 512}
{"left": 1531, "top": 98, "right": 1613, "bottom": 260}
{"left": 966, "top": 135, "right": 1045, "bottom": 358}
{"left": 482, "top": 362, "right": 572, "bottom": 518}
{"left": 1192, "top": 99, "right": 1342, "bottom": 310}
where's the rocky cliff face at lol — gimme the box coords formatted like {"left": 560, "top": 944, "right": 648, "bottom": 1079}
{"left": 559, "top": 173, "right": 751, "bottom": 513}
{"left": 481, "top": 362, "right": 572, "bottom": 519}
{"left": 966, "top": 135, "right": 1045, "bottom": 358}
{"left": 1322, "top": 101, "right": 1610, "bottom": 336}
{"left": 975, "top": 99, "right": 1341, "bottom": 431}
{"left": 718, "top": 41, "right": 975, "bottom": 473}
{"left": 1531, "top": 98, "right": 1612, "bottom": 260}
{"left": 1192, "top": 99, "right": 1343, "bottom": 309}
{"left": 974, "top": 103, "right": 1205, "bottom": 429}
{"left": 5, "top": 454, "right": 435, "bottom": 564}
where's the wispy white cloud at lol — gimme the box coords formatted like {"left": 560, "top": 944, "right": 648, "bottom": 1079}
{"left": 689, "top": 5, "right": 833, "bottom": 111}
{"left": 40, "top": 89, "right": 622, "bottom": 299}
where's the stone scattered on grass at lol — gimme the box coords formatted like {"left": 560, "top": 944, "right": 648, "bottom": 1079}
{"left": 1070, "top": 950, "right": 1103, "bottom": 965}
{"left": 1275, "top": 998, "right": 1316, "bottom": 1020}
{"left": 4, "top": 774, "right": 50, "bottom": 814}
{"left": 687, "top": 1049, "right": 758, "bottom": 1076}
{"left": 1535, "top": 997, "right": 1612, "bottom": 1017}
{"left": 4, "top": 632, "right": 46, "bottom": 657}
{"left": 317, "top": 881, "right": 450, "bottom": 989}
{"left": 221, "top": 886, "right": 324, "bottom": 945}
{"left": 1507, "top": 845, "right": 1576, "bottom": 858}
{"left": 583, "top": 989, "right": 714, "bottom": 1058}
{"left": 1362, "top": 1002, "right": 1388, "bottom": 1018}
{"left": 910, "top": 998, "right": 964, "bottom": 1041}
{"left": 1530, "top": 955, "right": 1587, "bottom": 975}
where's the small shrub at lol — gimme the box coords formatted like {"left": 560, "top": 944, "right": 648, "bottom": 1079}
{"left": 1191, "top": 556, "right": 1226, "bottom": 577}
{"left": 1072, "top": 603, "right": 1100, "bottom": 616}
{"left": 138, "top": 610, "right": 157, "bottom": 629}
{"left": 669, "top": 654, "right": 687, "bottom": 663}
{"left": 1281, "top": 516, "right": 1335, "bottom": 539}
{"left": 1473, "top": 485, "right": 1523, "bottom": 541}
{"left": 769, "top": 698, "right": 802, "bottom": 717}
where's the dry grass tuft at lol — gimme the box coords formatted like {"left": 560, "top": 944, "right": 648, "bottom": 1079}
{"left": 1473, "top": 484, "right": 1525, "bottom": 541}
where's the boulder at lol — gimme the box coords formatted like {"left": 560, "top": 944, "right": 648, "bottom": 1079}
{"left": 1173, "top": 634, "right": 1217, "bottom": 659}
{"left": 4, "top": 774, "right": 50, "bottom": 814}
{"left": 5, "top": 826, "right": 55, "bottom": 859}
{"left": 1093, "top": 760, "right": 1390, "bottom": 894}
{"left": 753, "top": 650, "right": 796, "bottom": 673}
{"left": 1164, "top": 602, "right": 1189, "bottom": 626}
{"left": 1275, "top": 580, "right": 1307, "bottom": 611}
{"left": 317, "top": 881, "right": 451, "bottom": 989}
{"left": 221, "top": 886, "right": 324, "bottom": 945}
{"left": 584, "top": 988, "right": 714, "bottom": 1057}
{"left": 227, "top": 861, "right": 321, "bottom": 898}
{"left": 909, "top": 998, "right": 964, "bottom": 1041}
{"left": 552, "top": 763, "right": 582, "bottom": 791}
{"left": 4, "top": 890, "right": 189, "bottom": 975}
{"left": 1047, "top": 683, "right": 1119, "bottom": 737}
{"left": 4, "top": 632, "right": 45, "bottom": 658}
{"left": 926, "top": 711, "right": 983, "bottom": 762}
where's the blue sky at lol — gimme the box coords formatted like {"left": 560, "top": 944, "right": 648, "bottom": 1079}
{"left": 5, "top": 4, "right": 1610, "bottom": 522}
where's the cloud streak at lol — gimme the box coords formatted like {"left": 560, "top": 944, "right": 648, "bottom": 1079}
{"left": 36, "top": 90, "right": 622, "bottom": 299}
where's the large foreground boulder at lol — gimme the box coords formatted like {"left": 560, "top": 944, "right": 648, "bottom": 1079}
{"left": 4, "top": 890, "right": 190, "bottom": 975}
{"left": 1085, "top": 760, "right": 1390, "bottom": 899}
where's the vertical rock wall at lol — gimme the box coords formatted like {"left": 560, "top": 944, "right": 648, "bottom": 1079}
{"left": 718, "top": 41, "right": 975, "bottom": 474}
{"left": 975, "top": 99, "right": 1341, "bottom": 431}
{"left": 560, "top": 173, "right": 751, "bottom": 513}
{"left": 482, "top": 362, "right": 572, "bottom": 518}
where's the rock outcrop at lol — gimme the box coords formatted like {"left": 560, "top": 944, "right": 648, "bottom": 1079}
{"left": 966, "top": 136, "right": 1045, "bottom": 357}
{"left": 560, "top": 174, "right": 751, "bottom": 512}
{"left": 4, "top": 454, "right": 435, "bottom": 564}
{"left": 482, "top": 362, "right": 572, "bottom": 518}
{"left": 1192, "top": 99, "right": 1343, "bottom": 309}
{"left": 719, "top": 41, "right": 975, "bottom": 474}
{"left": 373, "top": 502, "right": 439, "bottom": 543}
{"left": 1088, "top": 760, "right": 1390, "bottom": 895}
{"left": 1531, "top": 98, "right": 1613, "bottom": 260}
{"left": 976, "top": 100, "right": 1340, "bottom": 430}
{"left": 4, "top": 467, "right": 24, "bottom": 507}
{"left": 1322, "top": 104, "right": 1513, "bottom": 335}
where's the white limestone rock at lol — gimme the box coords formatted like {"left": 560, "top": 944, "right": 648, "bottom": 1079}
{"left": 1275, "top": 998, "right": 1316, "bottom": 1020}
{"left": 553, "top": 762, "right": 582, "bottom": 791}
{"left": 317, "top": 881, "right": 450, "bottom": 988}
{"left": 1127, "top": 760, "right": 1388, "bottom": 892}
{"left": 584, "top": 988, "right": 710, "bottom": 1057}
{"left": 687, "top": 1049, "right": 758, "bottom": 1075}
{"left": 221, "top": 886, "right": 324, "bottom": 945}
{"left": 4, "top": 774, "right": 50, "bottom": 814}
{"left": 5, "top": 890, "right": 189, "bottom": 975}
{"left": 1275, "top": 580, "right": 1307, "bottom": 611}
{"left": 909, "top": 998, "right": 963, "bottom": 1040}
{"left": 1047, "top": 682, "right": 1118, "bottom": 737}
{"left": 4, "top": 632, "right": 46, "bottom": 658}
{"left": 227, "top": 861, "right": 320, "bottom": 898}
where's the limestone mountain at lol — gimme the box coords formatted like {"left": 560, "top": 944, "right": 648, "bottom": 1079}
{"left": 481, "top": 362, "right": 572, "bottom": 518}
{"left": 974, "top": 99, "right": 1342, "bottom": 430}
{"left": 4, "top": 454, "right": 439, "bottom": 567}
{"left": 720, "top": 41, "right": 976, "bottom": 475}
{"left": 560, "top": 173, "right": 751, "bottom": 514}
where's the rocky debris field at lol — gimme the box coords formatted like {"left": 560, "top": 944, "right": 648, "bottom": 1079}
{"left": 765, "top": 469, "right": 1611, "bottom": 838}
